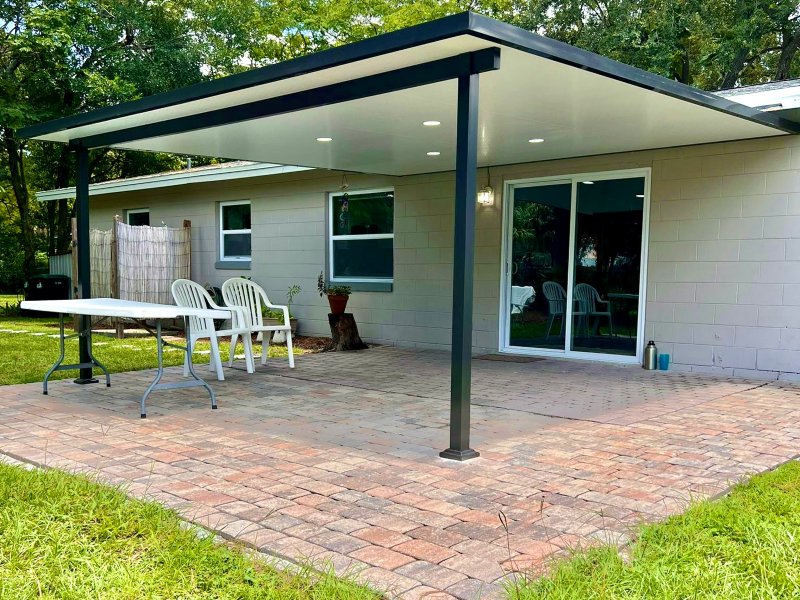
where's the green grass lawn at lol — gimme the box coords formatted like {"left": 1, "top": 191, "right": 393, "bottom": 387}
{"left": 511, "top": 460, "right": 800, "bottom": 599}
{"left": 0, "top": 461, "right": 379, "bottom": 600}
{"left": 0, "top": 314, "right": 301, "bottom": 386}
{"left": 0, "top": 293, "right": 21, "bottom": 308}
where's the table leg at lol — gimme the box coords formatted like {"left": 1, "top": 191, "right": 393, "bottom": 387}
{"left": 184, "top": 318, "right": 217, "bottom": 410}
{"left": 43, "top": 314, "right": 67, "bottom": 395}
{"left": 138, "top": 317, "right": 217, "bottom": 419}
{"left": 140, "top": 320, "right": 165, "bottom": 418}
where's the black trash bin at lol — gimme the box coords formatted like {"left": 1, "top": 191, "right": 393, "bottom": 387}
{"left": 21, "top": 274, "right": 71, "bottom": 317}
{"left": 204, "top": 284, "right": 227, "bottom": 330}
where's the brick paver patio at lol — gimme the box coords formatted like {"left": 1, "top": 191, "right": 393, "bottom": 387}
{"left": 2, "top": 346, "right": 799, "bottom": 599}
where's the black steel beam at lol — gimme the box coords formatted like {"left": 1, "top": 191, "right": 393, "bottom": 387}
{"left": 77, "top": 48, "right": 501, "bottom": 149}
{"left": 74, "top": 145, "right": 97, "bottom": 385}
{"left": 440, "top": 73, "right": 480, "bottom": 462}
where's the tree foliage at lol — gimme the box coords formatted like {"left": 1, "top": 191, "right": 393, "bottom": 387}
{"left": 1, "top": 0, "right": 216, "bottom": 282}
{"left": 515, "top": 0, "right": 800, "bottom": 89}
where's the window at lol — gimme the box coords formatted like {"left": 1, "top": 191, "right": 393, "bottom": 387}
{"left": 219, "top": 200, "right": 251, "bottom": 261}
{"left": 126, "top": 208, "right": 149, "bottom": 226}
{"left": 329, "top": 188, "right": 393, "bottom": 282}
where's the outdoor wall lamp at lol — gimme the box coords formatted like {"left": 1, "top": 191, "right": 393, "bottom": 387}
{"left": 477, "top": 185, "right": 494, "bottom": 205}
{"left": 477, "top": 167, "right": 494, "bottom": 206}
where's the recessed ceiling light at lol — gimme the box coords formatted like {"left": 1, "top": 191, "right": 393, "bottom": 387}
{"left": 427, "top": 151, "right": 441, "bottom": 156}
{"left": 316, "top": 137, "right": 333, "bottom": 142}
{"left": 636, "top": 194, "right": 645, "bottom": 198}
{"left": 423, "top": 120, "right": 441, "bottom": 127}
{"left": 528, "top": 138, "right": 545, "bottom": 143}
{"left": 582, "top": 181, "right": 594, "bottom": 185}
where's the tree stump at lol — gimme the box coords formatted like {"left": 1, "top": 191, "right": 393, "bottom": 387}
{"left": 328, "top": 313, "right": 368, "bottom": 351}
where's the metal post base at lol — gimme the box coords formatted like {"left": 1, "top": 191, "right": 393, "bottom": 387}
{"left": 439, "top": 448, "right": 480, "bottom": 461}
{"left": 42, "top": 314, "right": 111, "bottom": 395}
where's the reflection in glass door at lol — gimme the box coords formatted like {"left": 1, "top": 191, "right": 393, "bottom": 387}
{"left": 571, "top": 178, "right": 645, "bottom": 357}
{"left": 504, "top": 172, "right": 648, "bottom": 360}
{"left": 508, "top": 182, "right": 571, "bottom": 350}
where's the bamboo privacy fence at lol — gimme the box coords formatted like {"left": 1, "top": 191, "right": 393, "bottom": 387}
{"left": 117, "top": 219, "right": 191, "bottom": 304}
{"left": 79, "top": 217, "right": 191, "bottom": 332}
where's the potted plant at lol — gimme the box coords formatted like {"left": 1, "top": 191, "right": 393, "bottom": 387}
{"left": 318, "top": 271, "right": 351, "bottom": 314}
{"left": 261, "top": 284, "right": 301, "bottom": 342}
{"left": 268, "top": 284, "right": 301, "bottom": 343}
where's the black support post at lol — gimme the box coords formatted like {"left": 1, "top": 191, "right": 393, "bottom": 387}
{"left": 74, "top": 145, "right": 97, "bottom": 384}
{"left": 440, "top": 73, "right": 480, "bottom": 461}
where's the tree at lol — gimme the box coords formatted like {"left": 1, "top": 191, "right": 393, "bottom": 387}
{"left": 1, "top": 0, "right": 213, "bottom": 278}
{"left": 511, "top": 0, "right": 800, "bottom": 90}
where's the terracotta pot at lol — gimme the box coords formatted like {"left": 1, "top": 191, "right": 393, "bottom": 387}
{"left": 327, "top": 294, "right": 349, "bottom": 314}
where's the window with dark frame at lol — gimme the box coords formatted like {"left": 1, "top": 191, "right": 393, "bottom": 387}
{"left": 329, "top": 189, "right": 394, "bottom": 282}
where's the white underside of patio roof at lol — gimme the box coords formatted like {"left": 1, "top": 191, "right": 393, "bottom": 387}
{"left": 30, "top": 34, "right": 787, "bottom": 177}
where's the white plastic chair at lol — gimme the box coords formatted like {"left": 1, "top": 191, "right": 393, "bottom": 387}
{"left": 542, "top": 281, "right": 567, "bottom": 338}
{"left": 573, "top": 283, "right": 613, "bottom": 337}
{"left": 221, "top": 278, "right": 295, "bottom": 368}
{"left": 510, "top": 285, "right": 535, "bottom": 315}
{"left": 170, "top": 279, "right": 254, "bottom": 380}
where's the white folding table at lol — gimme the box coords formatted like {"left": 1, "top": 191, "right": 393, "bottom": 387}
{"left": 19, "top": 298, "right": 231, "bottom": 418}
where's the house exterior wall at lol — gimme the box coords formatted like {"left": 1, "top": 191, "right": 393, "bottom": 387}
{"left": 646, "top": 136, "right": 800, "bottom": 380}
{"left": 88, "top": 169, "right": 502, "bottom": 351}
{"left": 88, "top": 134, "right": 800, "bottom": 378}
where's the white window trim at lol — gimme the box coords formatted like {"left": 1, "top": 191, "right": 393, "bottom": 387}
{"left": 219, "top": 200, "right": 252, "bottom": 261}
{"left": 126, "top": 207, "right": 149, "bottom": 225}
{"left": 328, "top": 187, "right": 394, "bottom": 283}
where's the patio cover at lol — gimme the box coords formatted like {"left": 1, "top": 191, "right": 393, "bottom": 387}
{"left": 20, "top": 11, "right": 798, "bottom": 459}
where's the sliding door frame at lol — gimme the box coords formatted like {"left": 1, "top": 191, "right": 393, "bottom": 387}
{"left": 498, "top": 167, "right": 652, "bottom": 364}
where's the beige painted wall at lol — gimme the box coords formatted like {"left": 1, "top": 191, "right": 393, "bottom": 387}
{"left": 89, "top": 134, "right": 800, "bottom": 378}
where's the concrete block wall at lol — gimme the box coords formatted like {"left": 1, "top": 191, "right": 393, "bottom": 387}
{"left": 647, "top": 136, "right": 800, "bottom": 379}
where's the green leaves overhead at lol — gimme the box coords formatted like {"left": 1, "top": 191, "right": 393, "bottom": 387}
{"left": 516, "top": 0, "right": 800, "bottom": 89}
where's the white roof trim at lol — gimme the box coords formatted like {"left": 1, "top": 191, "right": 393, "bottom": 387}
{"left": 718, "top": 82, "right": 800, "bottom": 112}
{"left": 36, "top": 162, "right": 312, "bottom": 201}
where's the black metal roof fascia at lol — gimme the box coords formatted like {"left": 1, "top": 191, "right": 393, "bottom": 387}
{"left": 18, "top": 12, "right": 474, "bottom": 140}
{"left": 465, "top": 13, "right": 800, "bottom": 134}
{"left": 77, "top": 48, "right": 501, "bottom": 149}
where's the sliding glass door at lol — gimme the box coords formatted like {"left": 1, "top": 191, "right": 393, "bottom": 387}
{"left": 503, "top": 170, "right": 649, "bottom": 362}
{"left": 571, "top": 178, "right": 645, "bottom": 356}
{"left": 507, "top": 181, "right": 572, "bottom": 350}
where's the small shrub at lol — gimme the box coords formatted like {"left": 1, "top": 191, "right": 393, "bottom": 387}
{"left": 0, "top": 300, "right": 21, "bottom": 317}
